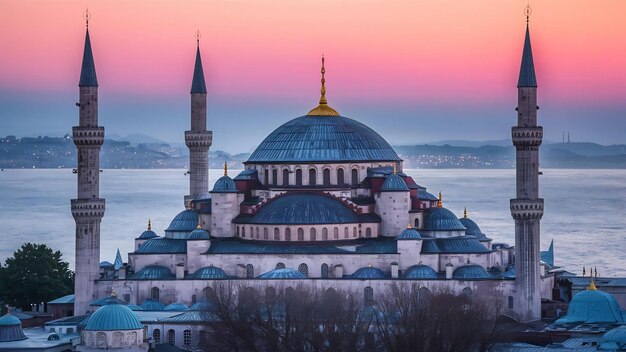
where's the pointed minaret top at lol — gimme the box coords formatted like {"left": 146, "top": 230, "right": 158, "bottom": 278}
{"left": 517, "top": 5, "right": 537, "bottom": 88}
{"left": 191, "top": 32, "right": 207, "bottom": 94}
{"left": 79, "top": 11, "right": 98, "bottom": 87}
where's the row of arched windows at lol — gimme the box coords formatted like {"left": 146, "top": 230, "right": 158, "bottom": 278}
{"left": 237, "top": 225, "right": 373, "bottom": 240}
{"left": 263, "top": 166, "right": 360, "bottom": 187}
{"left": 243, "top": 262, "right": 332, "bottom": 279}
{"left": 152, "top": 329, "right": 191, "bottom": 346}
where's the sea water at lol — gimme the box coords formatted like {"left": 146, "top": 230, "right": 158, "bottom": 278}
{"left": 0, "top": 169, "right": 624, "bottom": 276}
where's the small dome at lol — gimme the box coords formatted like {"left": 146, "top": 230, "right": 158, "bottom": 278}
{"left": 84, "top": 304, "right": 143, "bottom": 331}
{"left": 164, "top": 302, "right": 189, "bottom": 311}
{"left": 139, "top": 299, "right": 165, "bottom": 311}
{"left": 556, "top": 288, "right": 625, "bottom": 324}
{"left": 131, "top": 265, "right": 174, "bottom": 280}
{"left": 165, "top": 209, "right": 198, "bottom": 232}
{"left": 0, "top": 314, "right": 21, "bottom": 327}
{"left": 600, "top": 326, "right": 626, "bottom": 350}
{"left": 258, "top": 268, "right": 306, "bottom": 279}
{"left": 397, "top": 227, "right": 422, "bottom": 240}
{"left": 211, "top": 175, "right": 237, "bottom": 193}
{"left": 459, "top": 217, "right": 486, "bottom": 239}
{"left": 403, "top": 265, "right": 438, "bottom": 279}
{"left": 380, "top": 174, "right": 409, "bottom": 192}
{"left": 90, "top": 295, "right": 125, "bottom": 306}
{"left": 0, "top": 314, "right": 26, "bottom": 342}
{"left": 189, "top": 266, "right": 228, "bottom": 279}
{"left": 349, "top": 267, "right": 387, "bottom": 279}
{"left": 452, "top": 265, "right": 491, "bottom": 279}
{"left": 190, "top": 301, "right": 214, "bottom": 311}
{"left": 423, "top": 207, "right": 466, "bottom": 231}
{"left": 188, "top": 227, "right": 210, "bottom": 240}
{"left": 137, "top": 230, "right": 158, "bottom": 239}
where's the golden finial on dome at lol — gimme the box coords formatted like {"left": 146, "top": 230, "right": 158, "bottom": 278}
{"left": 407, "top": 223, "right": 413, "bottom": 229}
{"left": 437, "top": 192, "right": 443, "bottom": 208}
{"left": 223, "top": 161, "right": 228, "bottom": 176}
{"left": 464, "top": 207, "right": 468, "bottom": 218}
{"left": 197, "top": 223, "right": 202, "bottom": 229}
{"left": 307, "top": 55, "right": 340, "bottom": 116}
{"left": 587, "top": 277, "right": 597, "bottom": 291}
{"left": 148, "top": 218, "right": 151, "bottom": 231}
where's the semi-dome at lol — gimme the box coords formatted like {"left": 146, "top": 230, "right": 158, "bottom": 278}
{"left": 424, "top": 207, "right": 466, "bottom": 231}
{"left": 397, "top": 227, "right": 422, "bottom": 240}
{"left": 258, "top": 268, "right": 306, "bottom": 279}
{"left": 211, "top": 175, "right": 237, "bottom": 193}
{"left": 84, "top": 304, "right": 143, "bottom": 331}
{"left": 403, "top": 265, "right": 438, "bottom": 279}
{"left": 459, "top": 214, "right": 487, "bottom": 240}
{"left": 139, "top": 299, "right": 165, "bottom": 311}
{"left": 190, "top": 301, "right": 214, "bottom": 311}
{"left": 188, "top": 226, "right": 210, "bottom": 240}
{"left": 165, "top": 209, "right": 198, "bottom": 232}
{"left": 0, "top": 314, "right": 27, "bottom": 342}
{"left": 452, "top": 265, "right": 491, "bottom": 280}
{"left": 381, "top": 174, "right": 409, "bottom": 192}
{"left": 164, "top": 302, "right": 189, "bottom": 311}
{"left": 131, "top": 265, "right": 174, "bottom": 280}
{"left": 245, "top": 115, "right": 401, "bottom": 164}
{"left": 188, "top": 266, "right": 228, "bottom": 279}
{"left": 137, "top": 230, "right": 158, "bottom": 239}
{"left": 349, "top": 266, "right": 387, "bottom": 279}
{"left": 556, "top": 286, "right": 625, "bottom": 324}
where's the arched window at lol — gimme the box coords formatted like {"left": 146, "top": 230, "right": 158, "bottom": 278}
{"left": 309, "top": 168, "right": 316, "bottom": 185}
{"left": 203, "top": 287, "right": 216, "bottom": 302}
{"left": 168, "top": 329, "right": 175, "bottom": 345}
{"left": 272, "top": 168, "right": 278, "bottom": 186}
{"left": 366, "top": 228, "right": 372, "bottom": 237}
{"left": 351, "top": 168, "right": 359, "bottom": 185}
{"left": 344, "top": 227, "right": 349, "bottom": 239}
{"left": 184, "top": 329, "right": 192, "bottom": 346}
{"left": 151, "top": 287, "right": 160, "bottom": 300}
{"left": 192, "top": 294, "right": 197, "bottom": 304}
{"left": 322, "top": 228, "right": 328, "bottom": 240}
{"left": 321, "top": 263, "right": 329, "bottom": 278}
{"left": 276, "top": 262, "right": 286, "bottom": 269}
{"left": 113, "top": 332, "right": 124, "bottom": 346}
{"left": 265, "top": 287, "right": 277, "bottom": 304}
{"left": 285, "top": 228, "right": 292, "bottom": 241}
{"left": 242, "top": 226, "right": 246, "bottom": 237}
{"left": 297, "top": 228, "right": 304, "bottom": 241}
{"left": 414, "top": 218, "right": 420, "bottom": 228}
{"left": 310, "top": 228, "right": 316, "bottom": 241}
{"left": 462, "top": 287, "right": 473, "bottom": 302}
{"left": 296, "top": 169, "right": 303, "bottom": 186}
{"left": 274, "top": 228, "right": 280, "bottom": 240}
{"left": 264, "top": 169, "right": 269, "bottom": 185}
{"left": 263, "top": 228, "right": 269, "bottom": 240}
{"left": 298, "top": 263, "right": 309, "bottom": 277}
{"left": 282, "top": 169, "right": 290, "bottom": 186}
{"left": 67, "top": 328, "right": 74, "bottom": 334}
{"left": 337, "top": 168, "right": 345, "bottom": 186}
{"left": 333, "top": 227, "right": 339, "bottom": 239}
{"left": 153, "top": 329, "right": 161, "bottom": 344}
{"left": 255, "top": 227, "right": 259, "bottom": 239}
{"left": 97, "top": 332, "right": 106, "bottom": 348}
{"left": 246, "top": 264, "right": 254, "bottom": 278}
{"left": 250, "top": 227, "right": 253, "bottom": 238}
{"left": 364, "top": 286, "right": 374, "bottom": 305}
{"left": 236, "top": 226, "right": 240, "bottom": 236}
{"left": 353, "top": 227, "right": 357, "bottom": 238}
{"left": 508, "top": 296, "right": 514, "bottom": 309}
{"left": 323, "top": 168, "right": 331, "bottom": 186}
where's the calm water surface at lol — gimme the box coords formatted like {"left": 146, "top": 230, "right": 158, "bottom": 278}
{"left": 0, "top": 169, "right": 624, "bottom": 276}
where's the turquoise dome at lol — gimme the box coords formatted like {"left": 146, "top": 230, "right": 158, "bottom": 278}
{"left": 0, "top": 314, "right": 21, "bottom": 326}
{"left": 245, "top": 115, "right": 401, "bottom": 164}
{"left": 137, "top": 230, "right": 158, "bottom": 239}
{"left": 165, "top": 210, "right": 198, "bottom": 232}
{"left": 190, "top": 301, "right": 214, "bottom": 311}
{"left": 164, "top": 302, "right": 189, "bottom": 311}
{"left": 84, "top": 304, "right": 143, "bottom": 331}
{"left": 131, "top": 265, "right": 174, "bottom": 280}
{"left": 211, "top": 175, "right": 237, "bottom": 193}
{"left": 599, "top": 326, "right": 626, "bottom": 350}
{"left": 403, "top": 265, "right": 438, "bottom": 279}
{"left": 0, "top": 314, "right": 26, "bottom": 342}
{"left": 380, "top": 174, "right": 409, "bottom": 192}
{"left": 556, "top": 288, "right": 625, "bottom": 324}
{"left": 459, "top": 217, "right": 487, "bottom": 239}
{"left": 424, "top": 207, "right": 466, "bottom": 231}
{"left": 139, "top": 299, "right": 165, "bottom": 311}
{"left": 452, "top": 265, "right": 491, "bottom": 279}
{"left": 188, "top": 266, "right": 228, "bottom": 279}
{"left": 126, "top": 304, "right": 143, "bottom": 311}
{"left": 188, "top": 227, "right": 210, "bottom": 240}
{"left": 397, "top": 227, "right": 422, "bottom": 240}
{"left": 258, "top": 268, "right": 306, "bottom": 279}
{"left": 349, "top": 267, "right": 387, "bottom": 279}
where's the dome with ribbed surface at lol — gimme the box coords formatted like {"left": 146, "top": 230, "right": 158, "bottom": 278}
{"left": 165, "top": 210, "right": 198, "bottom": 232}
{"left": 84, "top": 304, "right": 143, "bottom": 331}
{"left": 556, "top": 289, "right": 625, "bottom": 324}
{"left": 188, "top": 227, "right": 210, "bottom": 240}
{"left": 0, "top": 314, "right": 26, "bottom": 342}
{"left": 245, "top": 115, "right": 401, "bottom": 164}
{"left": 190, "top": 301, "right": 214, "bottom": 311}
{"left": 599, "top": 326, "right": 626, "bottom": 350}
{"left": 424, "top": 207, "right": 466, "bottom": 231}
{"left": 258, "top": 268, "right": 306, "bottom": 279}
{"left": 131, "top": 265, "right": 174, "bottom": 280}
{"left": 349, "top": 267, "right": 387, "bottom": 279}
{"left": 459, "top": 217, "right": 486, "bottom": 239}
{"left": 164, "top": 303, "right": 189, "bottom": 311}
{"left": 381, "top": 174, "right": 409, "bottom": 192}
{"left": 211, "top": 175, "right": 237, "bottom": 193}
{"left": 397, "top": 227, "right": 422, "bottom": 240}
{"left": 188, "top": 266, "right": 228, "bottom": 279}
{"left": 452, "top": 265, "right": 491, "bottom": 280}
{"left": 139, "top": 299, "right": 165, "bottom": 311}
{"left": 403, "top": 265, "right": 438, "bottom": 279}
{"left": 137, "top": 230, "right": 158, "bottom": 239}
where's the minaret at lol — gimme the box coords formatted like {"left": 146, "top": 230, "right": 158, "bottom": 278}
{"left": 511, "top": 6, "right": 544, "bottom": 322}
{"left": 184, "top": 32, "right": 213, "bottom": 206}
{"left": 71, "top": 11, "right": 105, "bottom": 315}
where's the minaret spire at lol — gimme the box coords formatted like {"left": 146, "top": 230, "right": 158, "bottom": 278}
{"left": 191, "top": 31, "right": 207, "bottom": 94}
{"left": 79, "top": 9, "right": 98, "bottom": 87}
{"left": 518, "top": 5, "right": 537, "bottom": 88}
{"left": 307, "top": 55, "right": 339, "bottom": 116}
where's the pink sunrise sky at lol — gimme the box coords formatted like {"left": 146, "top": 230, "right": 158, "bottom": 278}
{"left": 1, "top": 0, "right": 625, "bottom": 149}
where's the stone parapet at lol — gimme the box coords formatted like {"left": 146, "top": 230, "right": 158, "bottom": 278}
{"left": 71, "top": 198, "right": 106, "bottom": 219}
{"left": 512, "top": 126, "right": 543, "bottom": 147}
{"left": 510, "top": 198, "right": 544, "bottom": 220}
{"left": 185, "top": 130, "right": 213, "bottom": 149}
{"left": 72, "top": 126, "right": 105, "bottom": 147}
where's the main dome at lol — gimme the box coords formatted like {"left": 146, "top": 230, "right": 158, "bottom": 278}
{"left": 245, "top": 115, "right": 401, "bottom": 164}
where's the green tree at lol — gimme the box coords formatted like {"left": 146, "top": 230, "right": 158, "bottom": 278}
{"left": 0, "top": 243, "right": 74, "bottom": 311}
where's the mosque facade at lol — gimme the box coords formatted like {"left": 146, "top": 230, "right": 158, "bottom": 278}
{"left": 72, "top": 13, "right": 555, "bottom": 327}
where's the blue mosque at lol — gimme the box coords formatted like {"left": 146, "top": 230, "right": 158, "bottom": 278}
{"left": 2, "top": 8, "right": 626, "bottom": 352}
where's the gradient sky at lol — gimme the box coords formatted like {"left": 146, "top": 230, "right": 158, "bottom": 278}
{"left": 1, "top": 0, "right": 625, "bottom": 152}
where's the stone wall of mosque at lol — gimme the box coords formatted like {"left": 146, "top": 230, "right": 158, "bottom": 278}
{"left": 233, "top": 223, "right": 381, "bottom": 242}
{"left": 78, "top": 329, "right": 146, "bottom": 351}
{"left": 210, "top": 193, "right": 241, "bottom": 237}
{"left": 376, "top": 191, "right": 410, "bottom": 237}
